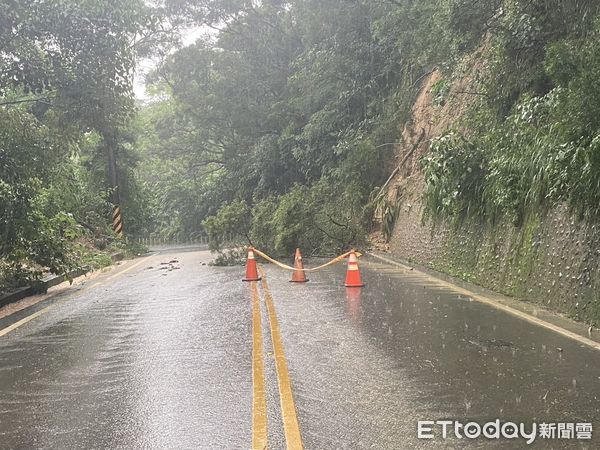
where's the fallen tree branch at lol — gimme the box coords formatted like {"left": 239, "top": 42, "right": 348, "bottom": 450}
{"left": 453, "top": 90, "right": 489, "bottom": 98}
{"left": 411, "top": 67, "right": 437, "bottom": 88}
{"left": 372, "top": 127, "right": 426, "bottom": 203}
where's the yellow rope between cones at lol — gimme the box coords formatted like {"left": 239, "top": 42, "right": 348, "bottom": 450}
{"left": 252, "top": 248, "right": 360, "bottom": 272}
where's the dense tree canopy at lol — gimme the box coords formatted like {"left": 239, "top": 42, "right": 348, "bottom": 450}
{"left": 0, "top": 0, "right": 160, "bottom": 285}
{"left": 134, "top": 0, "right": 531, "bottom": 255}
{"left": 4, "top": 0, "right": 600, "bottom": 282}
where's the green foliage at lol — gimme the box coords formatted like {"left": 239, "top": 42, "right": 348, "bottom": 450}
{"left": 1, "top": 0, "right": 164, "bottom": 285}
{"left": 484, "top": 0, "right": 600, "bottom": 116}
{"left": 202, "top": 200, "right": 251, "bottom": 251}
{"left": 422, "top": 132, "right": 487, "bottom": 221}
{"left": 7, "top": 0, "right": 600, "bottom": 280}
{"left": 146, "top": 0, "right": 590, "bottom": 253}
{"left": 270, "top": 182, "right": 368, "bottom": 255}
{"left": 431, "top": 78, "right": 450, "bottom": 107}
{"left": 269, "top": 185, "right": 322, "bottom": 255}
{"left": 142, "top": 0, "right": 475, "bottom": 250}
{"left": 249, "top": 197, "right": 279, "bottom": 252}
{"left": 203, "top": 182, "right": 367, "bottom": 258}
{"left": 1, "top": 207, "right": 95, "bottom": 288}
{"left": 423, "top": 18, "right": 600, "bottom": 225}
{"left": 76, "top": 248, "right": 114, "bottom": 271}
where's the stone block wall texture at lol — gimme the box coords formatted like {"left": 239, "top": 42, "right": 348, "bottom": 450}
{"left": 389, "top": 197, "right": 600, "bottom": 325}
{"left": 385, "top": 62, "right": 600, "bottom": 325}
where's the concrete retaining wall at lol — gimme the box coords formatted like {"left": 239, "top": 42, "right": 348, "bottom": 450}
{"left": 389, "top": 198, "right": 600, "bottom": 325}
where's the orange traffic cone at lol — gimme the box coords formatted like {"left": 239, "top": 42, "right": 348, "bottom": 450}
{"left": 242, "top": 247, "right": 261, "bottom": 281}
{"left": 344, "top": 251, "right": 365, "bottom": 287}
{"left": 290, "top": 248, "right": 309, "bottom": 283}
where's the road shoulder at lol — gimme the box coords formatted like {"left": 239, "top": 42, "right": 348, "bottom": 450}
{"left": 369, "top": 252, "right": 600, "bottom": 351}
{"left": 0, "top": 254, "right": 155, "bottom": 335}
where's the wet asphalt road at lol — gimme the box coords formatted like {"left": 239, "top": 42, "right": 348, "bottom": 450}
{"left": 0, "top": 247, "right": 599, "bottom": 449}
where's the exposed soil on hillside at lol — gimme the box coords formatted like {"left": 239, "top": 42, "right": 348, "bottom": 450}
{"left": 371, "top": 43, "right": 491, "bottom": 251}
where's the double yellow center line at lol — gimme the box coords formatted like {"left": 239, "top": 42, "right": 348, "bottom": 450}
{"left": 251, "top": 267, "right": 303, "bottom": 449}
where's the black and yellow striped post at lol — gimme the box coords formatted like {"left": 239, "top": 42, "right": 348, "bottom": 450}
{"left": 104, "top": 128, "right": 124, "bottom": 238}
{"left": 112, "top": 205, "right": 124, "bottom": 237}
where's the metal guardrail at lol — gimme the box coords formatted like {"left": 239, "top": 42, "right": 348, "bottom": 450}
{"left": 132, "top": 233, "right": 236, "bottom": 248}
{"left": 0, "top": 252, "right": 125, "bottom": 308}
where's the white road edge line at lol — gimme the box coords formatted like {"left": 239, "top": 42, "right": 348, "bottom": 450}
{"left": 369, "top": 253, "right": 600, "bottom": 352}
{"left": 0, "top": 253, "right": 157, "bottom": 338}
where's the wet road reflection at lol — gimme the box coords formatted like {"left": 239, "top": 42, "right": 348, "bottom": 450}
{"left": 263, "top": 258, "right": 600, "bottom": 448}
{"left": 345, "top": 287, "right": 363, "bottom": 330}
{"left": 0, "top": 250, "right": 252, "bottom": 449}
{"left": 0, "top": 250, "right": 598, "bottom": 449}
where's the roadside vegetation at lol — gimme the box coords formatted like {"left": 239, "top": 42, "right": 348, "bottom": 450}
{"left": 136, "top": 0, "right": 499, "bottom": 257}
{"left": 3, "top": 0, "right": 600, "bottom": 283}
{"left": 0, "top": 0, "right": 158, "bottom": 288}
{"left": 422, "top": 1, "right": 600, "bottom": 227}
